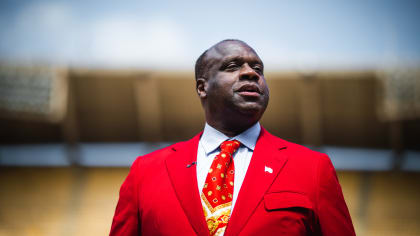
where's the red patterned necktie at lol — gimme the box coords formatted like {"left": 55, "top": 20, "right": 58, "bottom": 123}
{"left": 201, "top": 140, "right": 241, "bottom": 236}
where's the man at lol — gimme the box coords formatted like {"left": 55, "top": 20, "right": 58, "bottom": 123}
{"left": 110, "top": 39, "right": 355, "bottom": 236}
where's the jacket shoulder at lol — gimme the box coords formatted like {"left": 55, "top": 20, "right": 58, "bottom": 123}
{"left": 133, "top": 140, "right": 186, "bottom": 165}
{"left": 132, "top": 131, "right": 201, "bottom": 166}
{"left": 264, "top": 130, "right": 326, "bottom": 161}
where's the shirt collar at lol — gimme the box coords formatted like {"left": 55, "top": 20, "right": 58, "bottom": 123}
{"left": 200, "top": 122, "right": 261, "bottom": 155}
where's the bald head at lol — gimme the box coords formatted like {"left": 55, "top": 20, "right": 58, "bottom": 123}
{"left": 194, "top": 39, "right": 269, "bottom": 137}
{"left": 195, "top": 39, "right": 258, "bottom": 81}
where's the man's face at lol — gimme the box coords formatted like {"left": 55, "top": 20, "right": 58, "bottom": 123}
{"left": 202, "top": 41, "right": 269, "bottom": 119}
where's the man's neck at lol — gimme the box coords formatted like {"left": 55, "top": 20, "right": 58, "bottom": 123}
{"left": 206, "top": 120, "right": 259, "bottom": 137}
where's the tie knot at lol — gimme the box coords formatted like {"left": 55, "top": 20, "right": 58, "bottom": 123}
{"left": 220, "top": 140, "right": 241, "bottom": 156}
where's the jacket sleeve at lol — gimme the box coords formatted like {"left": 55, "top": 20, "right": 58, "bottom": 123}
{"left": 110, "top": 157, "right": 142, "bottom": 236}
{"left": 315, "top": 154, "right": 356, "bottom": 236}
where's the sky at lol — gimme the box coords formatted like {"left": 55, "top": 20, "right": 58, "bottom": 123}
{"left": 0, "top": 0, "right": 419, "bottom": 70}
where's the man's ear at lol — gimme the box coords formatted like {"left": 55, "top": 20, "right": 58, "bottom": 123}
{"left": 196, "top": 78, "right": 207, "bottom": 99}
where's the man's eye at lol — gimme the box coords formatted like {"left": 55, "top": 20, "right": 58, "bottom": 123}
{"left": 225, "top": 63, "right": 239, "bottom": 70}
{"left": 253, "top": 65, "right": 263, "bottom": 72}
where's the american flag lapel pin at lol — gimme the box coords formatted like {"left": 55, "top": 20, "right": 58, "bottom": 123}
{"left": 264, "top": 166, "right": 273, "bottom": 174}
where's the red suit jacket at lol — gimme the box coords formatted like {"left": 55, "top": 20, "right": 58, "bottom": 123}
{"left": 110, "top": 128, "right": 355, "bottom": 236}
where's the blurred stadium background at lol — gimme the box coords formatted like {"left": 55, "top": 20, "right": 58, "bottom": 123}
{"left": 1, "top": 0, "right": 420, "bottom": 235}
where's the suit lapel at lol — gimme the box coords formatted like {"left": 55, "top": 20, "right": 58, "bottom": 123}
{"left": 165, "top": 132, "right": 210, "bottom": 236}
{"left": 225, "top": 128, "right": 289, "bottom": 236}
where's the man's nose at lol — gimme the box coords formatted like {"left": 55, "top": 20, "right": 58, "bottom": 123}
{"left": 239, "top": 63, "right": 259, "bottom": 81}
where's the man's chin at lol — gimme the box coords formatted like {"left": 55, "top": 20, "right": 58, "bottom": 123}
{"left": 235, "top": 102, "right": 265, "bottom": 116}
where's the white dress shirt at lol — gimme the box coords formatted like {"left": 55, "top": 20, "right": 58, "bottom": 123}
{"left": 196, "top": 122, "right": 261, "bottom": 212}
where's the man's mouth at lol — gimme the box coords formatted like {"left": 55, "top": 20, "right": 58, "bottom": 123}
{"left": 236, "top": 84, "right": 261, "bottom": 97}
